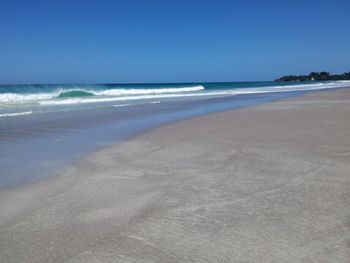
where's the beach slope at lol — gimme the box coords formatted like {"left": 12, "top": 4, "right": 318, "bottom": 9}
{"left": 1, "top": 89, "right": 350, "bottom": 262}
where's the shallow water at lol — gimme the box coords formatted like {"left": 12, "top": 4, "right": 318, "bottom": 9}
{"left": 1, "top": 81, "right": 350, "bottom": 188}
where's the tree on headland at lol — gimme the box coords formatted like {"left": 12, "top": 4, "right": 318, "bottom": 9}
{"left": 275, "top": 71, "right": 350, "bottom": 82}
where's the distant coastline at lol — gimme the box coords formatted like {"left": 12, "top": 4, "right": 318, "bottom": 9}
{"left": 275, "top": 71, "right": 350, "bottom": 82}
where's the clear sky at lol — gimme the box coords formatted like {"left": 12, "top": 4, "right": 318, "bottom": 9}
{"left": 0, "top": 0, "right": 349, "bottom": 84}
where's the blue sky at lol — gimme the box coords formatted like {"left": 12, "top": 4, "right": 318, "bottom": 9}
{"left": 0, "top": 0, "right": 349, "bottom": 84}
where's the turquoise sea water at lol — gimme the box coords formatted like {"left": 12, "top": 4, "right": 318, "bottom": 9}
{"left": 1, "top": 81, "right": 349, "bottom": 187}
{"left": 1, "top": 81, "right": 349, "bottom": 117}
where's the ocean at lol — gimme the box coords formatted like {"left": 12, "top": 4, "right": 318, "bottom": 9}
{"left": 1, "top": 81, "right": 349, "bottom": 116}
{"left": 1, "top": 80, "right": 349, "bottom": 187}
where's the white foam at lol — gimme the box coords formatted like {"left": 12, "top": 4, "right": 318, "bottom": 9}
{"left": 112, "top": 103, "right": 132, "bottom": 107}
{"left": 94, "top": 85, "right": 204, "bottom": 96}
{"left": 0, "top": 111, "right": 33, "bottom": 117}
{"left": 38, "top": 94, "right": 196, "bottom": 105}
{"left": 0, "top": 93, "right": 57, "bottom": 103}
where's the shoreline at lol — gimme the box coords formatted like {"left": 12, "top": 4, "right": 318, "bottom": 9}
{"left": 0, "top": 87, "right": 341, "bottom": 190}
{"left": 0, "top": 89, "right": 308, "bottom": 188}
{"left": 1, "top": 88, "right": 350, "bottom": 262}
{"left": 2, "top": 81, "right": 350, "bottom": 189}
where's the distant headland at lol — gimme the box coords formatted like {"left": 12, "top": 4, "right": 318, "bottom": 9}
{"left": 275, "top": 71, "right": 350, "bottom": 82}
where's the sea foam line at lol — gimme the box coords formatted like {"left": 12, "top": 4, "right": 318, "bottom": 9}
{"left": 0, "top": 111, "right": 33, "bottom": 117}
{"left": 94, "top": 85, "right": 204, "bottom": 96}
{"left": 112, "top": 103, "right": 132, "bottom": 107}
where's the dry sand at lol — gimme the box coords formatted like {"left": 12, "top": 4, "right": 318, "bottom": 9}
{"left": 1, "top": 89, "right": 350, "bottom": 262}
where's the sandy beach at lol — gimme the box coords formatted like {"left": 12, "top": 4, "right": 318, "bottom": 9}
{"left": 1, "top": 88, "right": 350, "bottom": 262}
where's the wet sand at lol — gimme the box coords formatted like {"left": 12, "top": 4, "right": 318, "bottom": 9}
{"left": 1, "top": 88, "right": 350, "bottom": 262}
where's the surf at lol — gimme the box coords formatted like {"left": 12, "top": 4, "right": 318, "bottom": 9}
{"left": 0, "top": 81, "right": 349, "bottom": 107}
{"left": 37, "top": 81, "right": 349, "bottom": 106}
{"left": 0, "top": 85, "right": 205, "bottom": 104}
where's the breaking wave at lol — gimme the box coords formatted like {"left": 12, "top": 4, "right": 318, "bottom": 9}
{"left": 0, "top": 85, "right": 205, "bottom": 104}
